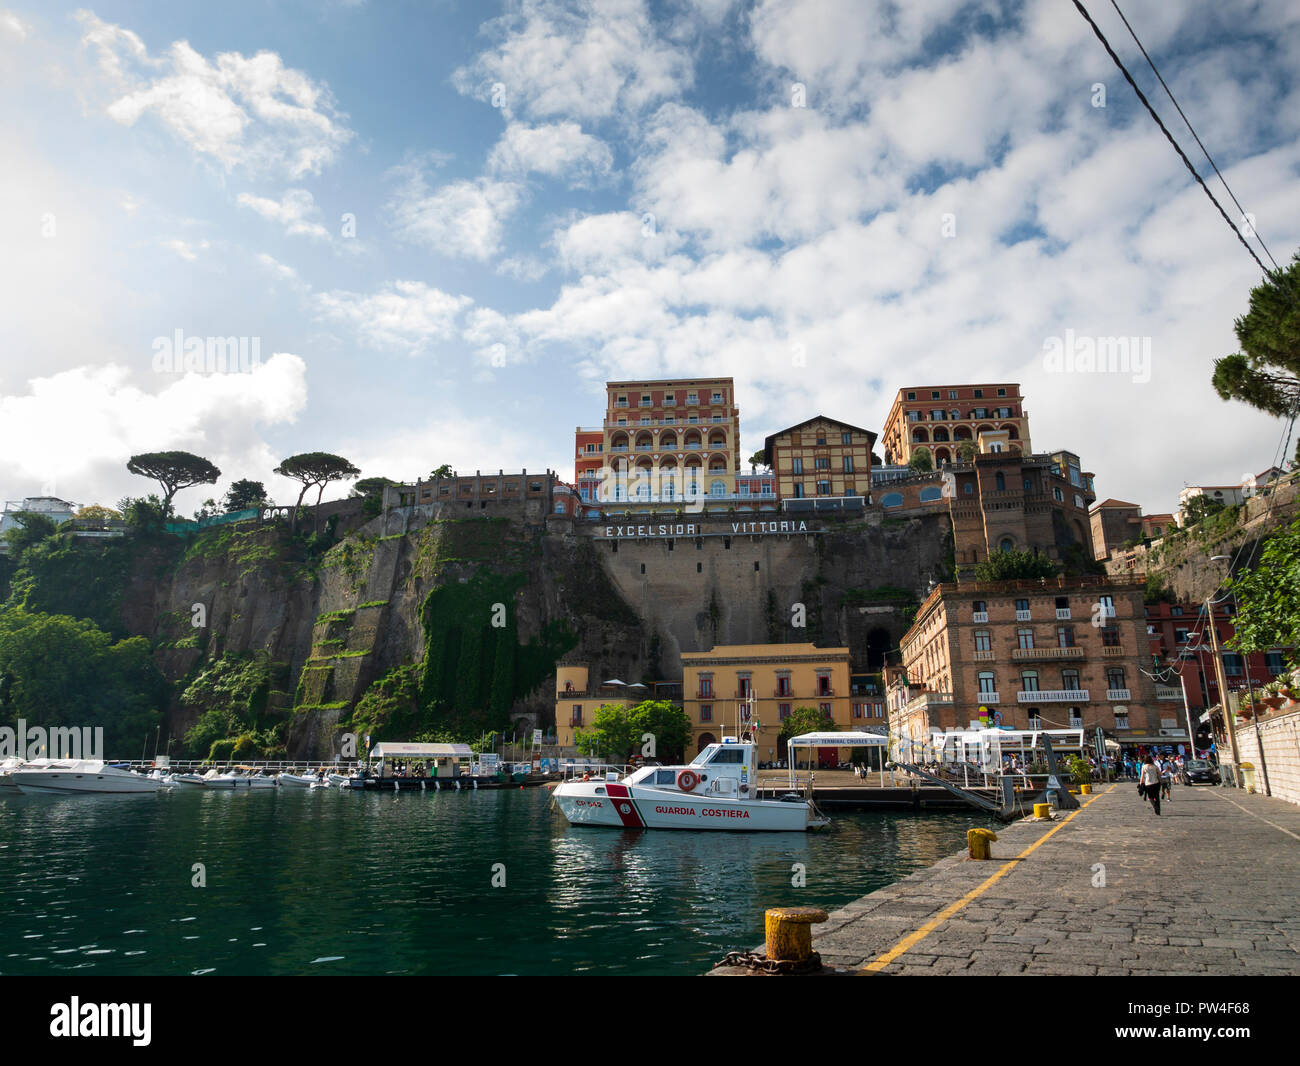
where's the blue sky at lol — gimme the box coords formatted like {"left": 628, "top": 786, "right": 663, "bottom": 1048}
{"left": 1, "top": 0, "right": 1298, "bottom": 517}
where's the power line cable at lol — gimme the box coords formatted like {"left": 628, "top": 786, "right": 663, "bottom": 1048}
{"left": 1107, "top": 0, "right": 1281, "bottom": 272}
{"left": 1071, "top": 0, "right": 1272, "bottom": 276}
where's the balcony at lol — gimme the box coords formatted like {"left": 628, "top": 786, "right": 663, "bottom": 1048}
{"left": 1018, "top": 690, "right": 1088, "bottom": 703}
{"left": 1106, "top": 688, "right": 1132, "bottom": 701}
{"left": 903, "top": 691, "right": 954, "bottom": 713}
{"left": 1101, "top": 645, "right": 1126, "bottom": 657}
{"left": 976, "top": 692, "right": 1001, "bottom": 703}
{"left": 972, "top": 649, "right": 995, "bottom": 660}
{"left": 1056, "top": 608, "right": 1071, "bottom": 619}
{"left": 973, "top": 611, "right": 989, "bottom": 623}
{"left": 1012, "top": 646, "right": 1084, "bottom": 661}
{"left": 696, "top": 690, "right": 714, "bottom": 700}
{"left": 1015, "top": 610, "right": 1032, "bottom": 621}
{"left": 1155, "top": 686, "right": 1182, "bottom": 701}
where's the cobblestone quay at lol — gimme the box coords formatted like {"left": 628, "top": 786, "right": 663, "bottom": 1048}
{"left": 716, "top": 783, "right": 1300, "bottom": 975}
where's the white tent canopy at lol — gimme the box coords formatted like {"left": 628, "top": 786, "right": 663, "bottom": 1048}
{"left": 787, "top": 731, "right": 888, "bottom": 748}
{"left": 370, "top": 743, "right": 472, "bottom": 758}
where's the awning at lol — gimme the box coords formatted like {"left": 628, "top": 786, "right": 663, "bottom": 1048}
{"left": 371, "top": 743, "right": 473, "bottom": 758}
{"left": 787, "top": 731, "right": 888, "bottom": 747}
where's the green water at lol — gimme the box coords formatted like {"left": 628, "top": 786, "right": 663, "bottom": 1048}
{"left": 0, "top": 787, "right": 988, "bottom": 975}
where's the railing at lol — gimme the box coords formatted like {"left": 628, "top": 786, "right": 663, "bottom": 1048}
{"left": 1011, "top": 646, "right": 1084, "bottom": 660}
{"left": 977, "top": 692, "right": 1001, "bottom": 703}
{"left": 1106, "top": 688, "right": 1132, "bottom": 700}
{"left": 1015, "top": 610, "right": 1032, "bottom": 621}
{"left": 122, "top": 759, "right": 361, "bottom": 774}
{"left": 972, "top": 649, "right": 995, "bottom": 660}
{"left": 1101, "top": 645, "right": 1126, "bottom": 657}
{"left": 973, "top": 611, "right": 989, "bottom": 622}
{"left": 1155, "top": 686, "right": 1182, "bottom": 700}
{"left": 1056, "top": 608, "right": 1072, "bottom": 619}
{"left": 1018, "top": 690, "right": 1087, "bottom": 702}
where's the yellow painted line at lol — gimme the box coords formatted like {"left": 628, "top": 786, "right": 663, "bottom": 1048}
{"left": 1210, "top": 789, "right": 1300, "bottom": 843}
{"left": 858, "top": 784, "right": 1116, "bottom": 974}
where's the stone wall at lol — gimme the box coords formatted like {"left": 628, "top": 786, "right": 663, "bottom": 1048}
{"left": 1231, "top": 709, "right": 1300, "bottom": 807}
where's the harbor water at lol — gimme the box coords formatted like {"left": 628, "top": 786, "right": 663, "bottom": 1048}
{"left": 0, "top": 787, "right": 988, "bottom": 975}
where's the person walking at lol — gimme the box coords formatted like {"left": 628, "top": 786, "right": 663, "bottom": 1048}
{"left": 1140, "top": 755, "right": 1162, "bottom": 816}
{"left": 1160, "top": 757, "right": 1174, "bottom": 802}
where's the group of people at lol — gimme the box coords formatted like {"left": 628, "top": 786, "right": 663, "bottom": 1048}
{"left": 1137, "top": 754, "right": 1177, "bottom": 816}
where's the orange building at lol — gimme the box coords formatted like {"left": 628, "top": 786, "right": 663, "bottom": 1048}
{"left": 577, "top": 378, "right": 745, "bottom": 510}
{"left": 880, "top": 384, "right": 1031, "bottom": 468}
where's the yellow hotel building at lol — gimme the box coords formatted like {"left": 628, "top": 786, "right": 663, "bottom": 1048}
{"left": 681, "top": 643, "right": 875, "bottom": 763}
{"left": 554, "top": 663, "right": 635, "bottom": 749}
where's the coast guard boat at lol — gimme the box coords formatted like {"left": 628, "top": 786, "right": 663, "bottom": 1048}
{"left": 553, "top": 736, "right": 829, "bottom": 832}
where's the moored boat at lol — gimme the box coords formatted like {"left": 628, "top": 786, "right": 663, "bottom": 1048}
{"left": 12, "top": 760, "right": 163, "bottom": 795}
{"left": 203, "top": 767, "right": 278, "bottom": 789}
{"left": 553, "top": 737, "right": 828, "bottom": 832}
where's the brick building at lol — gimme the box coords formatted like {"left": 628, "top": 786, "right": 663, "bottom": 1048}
{"left": 893, "top": 576, "right": 1168, "bottom": 751}
{"left": 880, "top": 384, "right": 1031, "bottom": 468}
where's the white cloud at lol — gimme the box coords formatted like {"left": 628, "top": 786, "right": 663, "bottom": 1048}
{"left": 1, "top": 9, "right": 31, "bottom": 40}
{"left": 0, "top": 355, "right": 308, "bottom": 508}
{"left": 78, "top": 11, "right": 352, "bottom": 178}
{"left": 452, "top": 0, "right": 693, "bottom": 121}
{"left": 312, "top": 280, "right": 473, "bottom": 353}
{"left": 388, "top": 171, "right": 524, "bottom": 260}
{"left": 161, "top": 237, "right": 209, "bottom": 260}
{"left": 488, "top": 120, "right": 613, "bottom": 185}
{"left": 237, "top": 188, "right": 330, "bottom": 239}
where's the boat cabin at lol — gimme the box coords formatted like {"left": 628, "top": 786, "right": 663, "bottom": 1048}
{"left": 622, "top": 738, "right": 757, "bottom": 798}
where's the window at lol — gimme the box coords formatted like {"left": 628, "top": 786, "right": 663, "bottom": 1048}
{"left": 1062, "top": 669, "right": 1081, "bottom": 691}
{"left": 842, "top": 432, "right": 852, "bottom": 445}
{"left": 1068, "top": 708, "right": 1083, "bottom": 728}
{"left": 843, "top": 456, "right": 854, "bottom": 473}
{"left": 949, "top": 390, "right": 958, "bottom": 399}
{"left": 641, "top": 394, "right": 651, "bottom": 406}
{"left": 1021, "top": 670, "right": 1039, "bottom": 692}
{"left": 817, "top": 675, "right": 832, "bottom": 697}
{"left": 1015, "top": 598, "right": 1030, "bottom": 613}
{"left": 1017, "top": 628, "right": 1034, "bottom": 650}
{"left": 1170, "top": 606, "right": 1184, "bottom": 616}
{"left": 1267, "top": 651, "right": 1286, "bottom": 675}
{"left": 1175, "top": 628, "right": 1190, "bottom": 643}
{"left": 794, "top": 484, "right": 807, "bottom": 499}
{"left": 997, "top": 387, "right": 1007, "bottom": 396}
{"left": 664, "top": 393, "right": 675, "bottom": 404}
{"left": 819, "top": 703, "right": 832, "bottom": 716}
{"left": 996, "top": 472, "right": 1005, "bottom": 491}
{"left": 816, "top": 480, "right": 832, "bottom": 495}
{"left": 973, "top": 388, "right": 983, "bottom": 398}
{"left": 1222, "top": 654, "right": 1243, "bottom": 677}
{"left": 712, "top": 392, "right": 723, "bottom": 403}
{"left": 699, "top": 678, "right": 713, "bottom": 698}
{"left": 931, "top": 390, "right": 940, "bottom": 399}
{"left": 815, "top": 457, "right": 830, "bottom": 470}
{"left": 1098, "top": 595, "right": 1115, "bottom": 618}
{"left": 699, "top": 704, "right": 713, "bottom": 723}
{"left": 853, "top": 703, "right": 864, "bottom": 719}
{"left": 1054, "top": 486, "right": 1064, "bottom": 502}
{"left": 792, "top": 457, "right": 803, "bottom": 475}
{"left": 1000, "top": 537, "right": 1015, "bottom": 553}
{"left": 1107, "top": 668, "right": 1126, "bottom": 690}
{"left": 978, "top": 672, "right": 996, "bottom": 694}
{"left": 1057, "top": 626, "right": 1075, "bottom": 648}
{"left": 1027, "top": 708, "right": 1042, "bottom": 728}
{"left": 1101, "top": 626, "right": 1120, "bottom": 647}
{"left": 974, "top": 630, "right": 992, "bottom": 651}
{"left": 571, "top": 705, "right": 584, "bottom": 725}
{"left": 687, "top": 392, "right": 698, "bottom": 404}
{"left": 778, "top": 703, "right": 791, "bottom": 720}
{"left": 906, "top": 391, "right": 916, "bottom": 400}
{"left": 1114, "top": 711, "right": 1129, "bottom": 729}
{"left": 777, "top": 676, "right": 792, "bottom": 697}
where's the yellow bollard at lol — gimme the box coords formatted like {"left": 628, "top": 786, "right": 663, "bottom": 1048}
{"left": 764, "top": 907, "right": 829, "bottom": 963}
{"left": 967, "top": 827, "right": 998, "bottom": 860}
{"left": 1080, "top": 783, "right": 1092, "bottom": 795}
{"left": 1033, "top": 802, "right": 1052, "bottom": 819}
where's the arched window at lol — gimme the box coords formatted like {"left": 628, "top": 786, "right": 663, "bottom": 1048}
{"left": 919, "top": 486, "right": 943, "bottom": 502}
{"left": 709, "top": 480, "right": 726, "bottom": 496}
{"left": 995, "top": 472, "right": 1006, "bottom": 491}
{"left": 880, "top": 492, "right": 904, "bottom": 508}
{"left": 999, "top": 537, "right": 1015, "bottom": 553}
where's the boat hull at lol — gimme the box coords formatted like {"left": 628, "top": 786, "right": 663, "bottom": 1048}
{"left": 203, "top": 776, "right": 278, "bottom": 789}
{"left": 13, "top": 769, "right": 160, "bottom": 794}
{"left": 553, "top": 781, "right": 816, "bottom": 831}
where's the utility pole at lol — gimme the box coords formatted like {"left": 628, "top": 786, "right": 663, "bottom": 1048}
{"left": 1205, "top": 598, "right": 1240, "bottom": 786}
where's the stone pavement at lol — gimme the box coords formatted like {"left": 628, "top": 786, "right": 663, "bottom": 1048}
{"left": 806, "top": 783, "right": 1300, "bottom": 975}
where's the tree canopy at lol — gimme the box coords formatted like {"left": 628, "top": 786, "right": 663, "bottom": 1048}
{"left": 575, "top": 699, "right": 692, "bottom": 763}
{"left": 223, "top": 479, "right": 268, "bottom": 512}
{"left": 126, "top": 451, "right": 221, "bottom": 516}
{"left": 274, "top": 452, "right": 360, "bottom": 530}
{"left": 907, "top": 448, "right": 933, "bottom": 473}
{"left": 1211, "top": 251, "right": 1300, "bottom": 417}
{"left": 779, "top": 704, "right": 834, "bottom": 740}
{"left": 429, "top": 464, "right": 454, "bottom": 480}
{"left": 972, "top": 548, "right": 1060, "bottom": 582}
{"left": 1182, "top": 494, "right": 1227, "bottom": 525}
{"left": 1, "top": 512, "right": 59, "bottom": 556}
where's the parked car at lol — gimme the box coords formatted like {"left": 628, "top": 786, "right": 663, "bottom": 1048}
{"left": 1180, "top": 759, "right": 1221, "bottom": 785}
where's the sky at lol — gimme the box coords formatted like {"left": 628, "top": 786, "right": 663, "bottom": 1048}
{"left": 1, "top": 0, "right": 1297, "bottom": 519}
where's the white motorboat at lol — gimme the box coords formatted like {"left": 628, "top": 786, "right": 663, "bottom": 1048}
{"left": 203, "top": 767, "right": 278, "bottom": 789}
{"left": 169, "top": 771, "right": 212, "bottom": 787}
{"left": 277, "top": 771, "right": 326, "bottom": 788}
{"left": 12, "top": 760, "right": 162, "bottom": 794}
{"left": 552, "top": 737, "right": 828, "bottom": 831}
{"left": 328, "top": 772, "right": 357, "bottom": 788}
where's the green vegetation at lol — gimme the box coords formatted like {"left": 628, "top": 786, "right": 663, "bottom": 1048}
{"left": 223, "top": 479, "right": 268, "bottom": 513}
{"left": 574, "top": 700, "right": 691, "bottom": 763}
{"left": 274, "top": 452, "right": 360, "bottom": 531}
{"left": 179, "top": 651, "right": 290, "bottom": 760}
{"left": 972, "top": 549, "right": 1060, "bottom": 582}
{"left": 0, "top": 609, "right": 167, "bottom": 757}
{"left": 907, "top": 449, "right": 933, "bottom": 473}
{"left": 5, "top": 533, "right": 148, "bottom": 637}
{"left": 127, "top": 451, "right": 221, "bottom": 516}
{"left": 1144, "top": 573, "right": 1177, "bottom": 605}
{"left": 1211, "top": 250, "right": 1300, "bottom": 416}
{"left": 779, "top": 705, "right": 833, "bottom": 741}
{"left": 1228, "top": 515, "right": 1300, "bottom": 665}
